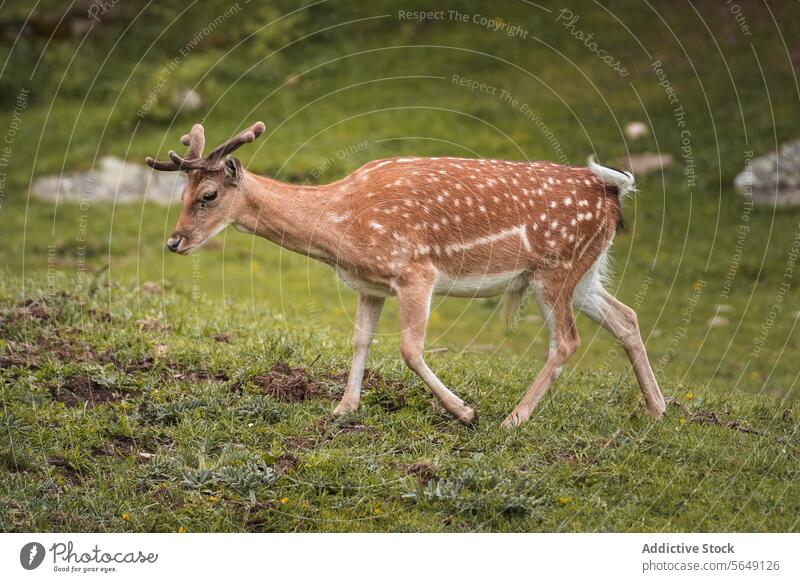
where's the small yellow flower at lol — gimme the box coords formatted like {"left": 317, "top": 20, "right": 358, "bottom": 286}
{"left": 679, "top": 416, "right": 686, "bottom": 425}
{"left": 373, "top": 506, "right": 382, "bottom": 515}
{"left": 208, "top": 495, "right": 217, "bottom": 502}
{"left": 685, "top": 392, "right": 694, "bottom": 400}
{"left": 558, "top": 496, "right": 570, "bottom": 505}
{"left": 121, "top": 513, "right": 130, "bottom": 521}
{"left": 280, "top": 497, "right": 289, "bottom": 504}
{"left": 750, "top": 371, "right": 760, "bottom": 380}
{"left": 177, "top": 526, "right": 186, "bottom": 533}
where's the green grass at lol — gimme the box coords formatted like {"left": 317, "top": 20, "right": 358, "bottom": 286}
{"left": 1, "top": 283, "right": 797, "bottom": 532}
{"left": 1, "top": 0, "right": 799, "bottom": 531}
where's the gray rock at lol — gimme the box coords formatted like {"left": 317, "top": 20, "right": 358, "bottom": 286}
{"left": 707, "top": 316, "right": 730, "bottom": 328}
{"left": 173, "top": 88, "right": 203, "bottom": 112}
{"left": 33, "top": 156, "right": 185, "bottom": 205}
{"left": 624, "top": 121, "right": 649, "bottom": 140}
{"left": 618, "top": 153, "right": 673, "bottom": 176}
{"left": 735, "top": 140, "right": 800, "bottom": 205}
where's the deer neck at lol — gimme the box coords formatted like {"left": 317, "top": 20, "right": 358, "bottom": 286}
{"left": 234, "top": 170, "right": 336, "bottom": 260}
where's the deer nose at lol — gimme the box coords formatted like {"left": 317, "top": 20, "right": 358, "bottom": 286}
{"left": 166, "top": 234, "right": 183, "bottom": 252}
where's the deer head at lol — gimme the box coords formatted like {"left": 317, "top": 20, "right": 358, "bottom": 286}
{"left": 145, "top": 121, "right": 266, "bottom": 254}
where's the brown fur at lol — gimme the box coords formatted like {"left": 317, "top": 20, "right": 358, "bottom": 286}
{"left": 147, "top": 123, "right": 666, "bottom": 427}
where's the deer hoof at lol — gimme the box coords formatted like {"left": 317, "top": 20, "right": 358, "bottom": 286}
{"left": 333, "top": 401, "right": 357, "bottom": 416}
{"left": 501, "top": 412, "right": 525, "bottom": 428}
{"left": 458, "top": 407, "right": 479, "bottom": 426}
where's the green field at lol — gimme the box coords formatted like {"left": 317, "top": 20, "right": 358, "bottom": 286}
{"left": 1, "top": 1, "right": 799, "bottom": 531}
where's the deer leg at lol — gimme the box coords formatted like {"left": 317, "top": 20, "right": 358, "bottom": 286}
{"left": 502, "top": 288, "right": 580, "bottom": 428}
{"left": 574, "top": 287, "right": 666, "bottom": 416}
{"left": 396, "top": 277, "right": 478, "bottom": 425}
{"left": 333, "top": 294, "right": 385, "bottom": 416}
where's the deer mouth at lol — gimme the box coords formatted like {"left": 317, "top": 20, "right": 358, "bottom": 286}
{"left": 167, "top": 233, "right": 194, "bottom": 254}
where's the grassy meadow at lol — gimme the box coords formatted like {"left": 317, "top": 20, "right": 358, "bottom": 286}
{"left": 0, "top": 0, "right": 798, "bottom": 531}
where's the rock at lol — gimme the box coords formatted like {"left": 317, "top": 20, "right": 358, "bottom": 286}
{"left": 33, "top": 156, "right": 185, "bottom": 205}
{"left": 618, "top": 153, "right": 674, "bottom": 176}
{"left": 172, "top": 88, "right": 203, "bottom": 112}
{"left": 624, "top": 121, "right": 649, "bottom": 140}
{"left": 735, "top": 140, "right": 800, "bottom": 205}
{"left": 707, "top": 316, "right": 730, "bottom": 328}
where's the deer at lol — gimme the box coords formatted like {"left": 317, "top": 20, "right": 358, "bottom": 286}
{"left": 146, "top": 121, "right": 667, "bottom": 427}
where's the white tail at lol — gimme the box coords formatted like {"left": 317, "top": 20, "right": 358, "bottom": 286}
{"left": 587, "top": 154, "right": 636, "bottom": 198}
{"left": 147, "top": 123, "right": 667, "bottom": 427}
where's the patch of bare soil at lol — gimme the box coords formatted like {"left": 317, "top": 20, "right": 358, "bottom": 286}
{"left": 90, "top": 435, "right": 158, "bottom": 462}
{"left": 47, "top": 455, "right": 83, "bottom": 485}
{"left": 92, "top": 435, "right": 136, "bottom": 456}
{"left": 253, "top": 362, "right": 332, "bottom": 402}
{"left": 274, "top": 453, "right": 299, "bottom": 473}
{"left": 690, "top": 410, "right": 769, "bottom": 437}
{"left": 49, "top": 375, "right": 130, "bottom": 408}
{"left": 245, "top": 501, "right": 277, "bottom": 530}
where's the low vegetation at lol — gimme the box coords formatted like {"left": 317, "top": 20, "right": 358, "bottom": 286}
{"left": 1, "top": 284, "right": 797, "bottom": 531}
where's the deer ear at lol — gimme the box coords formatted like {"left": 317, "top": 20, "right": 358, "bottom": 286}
{"left": 223, "top": 156, "right": 242, "bottom": 184}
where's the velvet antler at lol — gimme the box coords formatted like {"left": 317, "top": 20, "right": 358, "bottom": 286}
{"left": 145, "top": 121, "right": 265, "bottom": 171}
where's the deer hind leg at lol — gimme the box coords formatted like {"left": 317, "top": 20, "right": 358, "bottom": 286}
{"left": 572, "top": 276, "right": 666, "bottom": 417}
{"left": 502, "top": 282, "right": 580, "bottom": 428}
{"left": 396, "top": 275, "right": 478, "bottom": 425}
{"left": 333, "top": 293, "right": 385, "bottom": 416}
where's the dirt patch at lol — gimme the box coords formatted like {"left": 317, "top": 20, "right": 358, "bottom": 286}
{"left": 358, "top": 369, "right": 409, "bottom": 412}
{"left": 1, "top": 332, "right": 104, "bottom": 371}
{"left": 691, "top": 410, "right": 769, "bottom": 437}
{"left": 274, "top": 453, "right": 299, "bottom": 473}
{"left": 404, "top": 462, "right": 439, "bottom": 483}
{"left": 245, "top": 501, "right": 277, "bottom": 530}
{"left": 47, "top": 455, "right": 83, "bottom": 485}
{"left": 253, "top": 362, "right": 332, "bottom": 402}
{"left": 49, "top": 376, "right": 130, "bottom": 408}
{"left": 91, "top": 434, "right": 157, "bottom": 459}
{"left": 20, "top": 299, "right": 54, "bottom": 320}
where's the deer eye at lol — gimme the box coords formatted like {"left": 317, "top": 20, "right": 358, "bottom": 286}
{"left": 201, "top": 191, "right": 218, "bottom": 203}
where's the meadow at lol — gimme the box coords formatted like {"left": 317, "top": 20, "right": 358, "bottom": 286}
{"left": 0, "top": 0, "right": 798, "bottom": 531}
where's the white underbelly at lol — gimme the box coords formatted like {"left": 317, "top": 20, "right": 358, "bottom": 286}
{"left": 434, "top": 269, "right": 528, "bottom": 298}
{"left": 334, "top": 267, "right": 395, "bottom": 297}
{"left": 334, "top": 266, "right": 529, "bottom": 299}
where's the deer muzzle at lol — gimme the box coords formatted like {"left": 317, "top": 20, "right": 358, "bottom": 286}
{"left": 166, "top": 233, "right": 186, "bottom": 253}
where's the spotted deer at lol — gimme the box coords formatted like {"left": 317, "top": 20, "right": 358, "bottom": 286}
{"left": 147, "top": 121, "right": 666, "bottom": 427}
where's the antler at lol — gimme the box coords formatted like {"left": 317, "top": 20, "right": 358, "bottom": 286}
{"left": 145, "top": 121, "right": 265, "bottom": 172}
{"left": 181, "top": 123, "right": 205, "bottom": 159}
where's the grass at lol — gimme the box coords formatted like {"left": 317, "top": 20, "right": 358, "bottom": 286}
{"left": 1, "top": 283, "right": 797, "bottom": 532}
{"left": 1, "top": 0, "right": 799, "bottom": 531}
